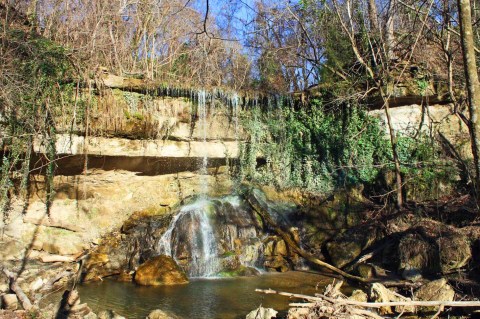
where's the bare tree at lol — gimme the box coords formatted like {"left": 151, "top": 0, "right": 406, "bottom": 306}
{"left": 458, "top": 0, "right": 480, "bottom": 195}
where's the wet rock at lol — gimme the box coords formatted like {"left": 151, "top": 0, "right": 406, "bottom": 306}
{"left": 246, "top": 306, "right": 278, "bottom": 319}
{"left": 83, "top": 211, "right": 171, "bottom": 281}
{"left": 135, "top": 255, "right": 188, "bottom": 286}
{"left": 98, "top": 310, "right": 126, "bottom": 319}
{"left": 219, "top": 266, "right": 260, "bottom": 277}
{"left": 264, "top": 256, "right": 289, "bottom": 272}
{"left": 1, "top": 294, "right": 18, "bottom": 310}
{"left": 147, "top": 309, "right": 179, "bottom": 319}
{"left": 414, "top": 278, "right": 455, "bottom": 313}
{"left": 265, "top": 240, "right": 275, "bottom": 257}
{"left": 117, "top": 271, "right": 133, "bottom": 282}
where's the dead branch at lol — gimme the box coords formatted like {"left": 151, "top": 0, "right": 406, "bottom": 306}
{"left": 246, "top": 190, "right": 368, "bottom": 283}
{"left": 40, "top": 254, "right": 75, "bottom": 263}
{"left": 256, "top": 288, "right": 480, "bottom": 308}
{"left": 2, "top": 268, "right": 34, "bottom": 310}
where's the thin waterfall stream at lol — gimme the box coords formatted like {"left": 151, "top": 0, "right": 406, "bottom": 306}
{"left": 158, "top": 199, "right": 221, "bottom": 278}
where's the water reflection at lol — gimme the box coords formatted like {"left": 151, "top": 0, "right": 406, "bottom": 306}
{"left": 77, "top": 272, "right": 343, "bottom": 319}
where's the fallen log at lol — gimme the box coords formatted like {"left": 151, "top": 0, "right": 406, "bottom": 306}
{"left": 2, "top": 269, "right": 34, "bottom": 310}
{"left": 256, "top": 288, "right": 480, "bottom": 308}
{"left": 40, "top": 254, "right": 75, "bottom": 263}
{"left": 246, "top": 190, "right": 368, "bottom": 283}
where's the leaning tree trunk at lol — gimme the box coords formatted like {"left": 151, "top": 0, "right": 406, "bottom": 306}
{"left": 458, "top": 0, "right": 480, "bottom": 197}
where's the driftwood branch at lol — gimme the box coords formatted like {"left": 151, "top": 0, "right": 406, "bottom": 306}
{"left": 2, "top": 268, "right": 34, "bottom": 310}
{"left": 246, "top": 191, "right": 368, "bottom": 283}
{"left": 256, "top": 288, "right": 480, "bottom": 308}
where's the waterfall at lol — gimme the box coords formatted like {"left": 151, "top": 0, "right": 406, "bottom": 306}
{"left": 198, "top": 90, "right": 208, "bottom": 195}
{"left": 157, "top": 196, "right": 267, "bottom": 278}
{"left": 158, "top": 199, "right": 220, "bottom": 278}
{"left": 232, "top": 92, "right": 239, "bottom": 140}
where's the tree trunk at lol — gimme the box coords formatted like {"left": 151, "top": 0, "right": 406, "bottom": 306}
{"left": 386, "top": 0, "right": 397, "bottom": 59}
{"left": 458, "top": 0, "right": 480, "bottom": 195}
{"left": 368, "top": 0, "right": 379, "bottom": 33}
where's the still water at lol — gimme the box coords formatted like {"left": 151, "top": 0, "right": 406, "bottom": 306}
{"left": 77, "top": 271, "right": 343, "bottom": 319}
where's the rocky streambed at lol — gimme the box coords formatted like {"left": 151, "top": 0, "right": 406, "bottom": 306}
{"left": 2, "top": 187, "right": 480, "bottom": 318}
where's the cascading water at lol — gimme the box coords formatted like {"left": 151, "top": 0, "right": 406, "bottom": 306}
{"left": 156, "top": 92, "right": 266, "bottom": 278}
{"left": 198, "top": 90, "right": 208, "bottom": 195}
{"left": 157, "top": 196, "right": 265, "bottom": 278}
{"left": 232, "top": 92, "right": 239, "bottom": 140}
{"left": 158, "top": 199, "right": 220, "bottom": 277}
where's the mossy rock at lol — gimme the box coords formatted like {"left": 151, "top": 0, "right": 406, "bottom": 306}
{"left": 218, "top": 266, "right": 260, "bottom": 277}
{"left": 135, "top": 255, "right": 188, "bottom": 286}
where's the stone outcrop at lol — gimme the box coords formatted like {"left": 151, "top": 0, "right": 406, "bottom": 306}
{"left": 134, "top": 255, "right": 188, "bottom": 286}
{"left": 415, "top": 279, "right": 455, "bottom": 312}
{"left": 34, "top": 134, "right": 240, "bottom": 158}
{"left": 246, "top": 306, "right": 278, "bottom": 319}
{"left": 397, "top": 220, "right": 471, "bottom": 278}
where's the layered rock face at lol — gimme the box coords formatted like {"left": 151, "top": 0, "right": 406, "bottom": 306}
{"left": 0, "top": 92, "right": 242, "bottom": 298}
{"left": 83, "top": 194, "right": 300, "bottom": 281}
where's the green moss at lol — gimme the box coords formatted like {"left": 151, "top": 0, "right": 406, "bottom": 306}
{"left": 218, "top": 266, "right": 259, "bottom": 277}
{"left": 221, "top": 251, "right": 236, "bottom": 258}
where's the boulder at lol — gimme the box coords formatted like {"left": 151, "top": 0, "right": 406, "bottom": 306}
{"left": 437, "top": 234, "right": 471, "bottom": 273}
{"left": 370, "top": 283, "right": 414, "bottom": 315}
{"left": 147, "top": 309, "right": 178, "bottom": 319}
{"left": 398, "top": 225, "right": 471, "bottom": 277}
{"left": 134, "top": 255, "right": 188, "bottom": 286}
{"left": 1, "top": 294, "right": 18, "bottom": 310}
{"left": 83, "top": 211, "right": 171, "bottom": 281}
{"left": 84, "top": 313, "right": 98, "bottom": 319}
{"left": 246, "top": 306, "right": 278, "bottom": 319}
{"left": 264, "top": 256, "right": 289, "bottom": 272}
{"left": 274, "top": 240, "right": 288, "bottom": 256}
{"left": 398, "top": 233, "right": 437, "bottom": 277}
{"left": 349, "top": 290, "right": 368, "bottom": 302}
{"left": 414, "top": 278, "right": 455, "bottom": 313}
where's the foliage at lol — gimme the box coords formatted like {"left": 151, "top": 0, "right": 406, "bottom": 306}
{"left": 239, "top": 98, "right": 390, "bottom": 193}
{"left": 0, "top": 25, "right": 81, "bottom": 217}
{"left": 395, "top": 134, "right": 458, "bottom": 200}
{"left": 239, "top": 98, "right": 458, "bottom": 200}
